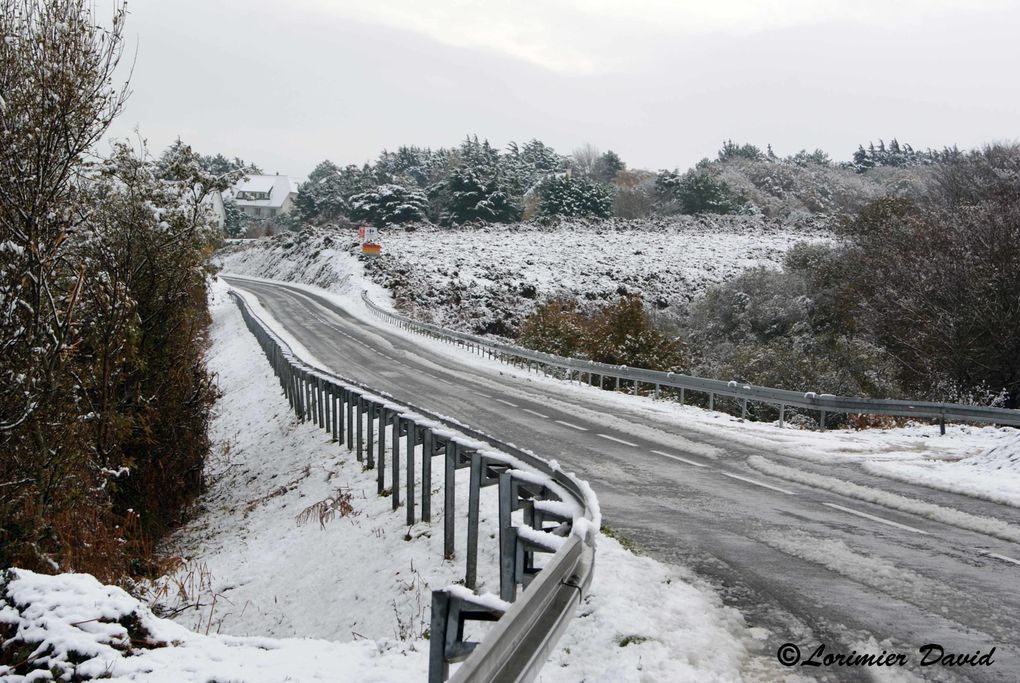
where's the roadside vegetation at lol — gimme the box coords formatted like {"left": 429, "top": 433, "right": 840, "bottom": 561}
{"left": 681, "top": 146, "right": 1020, "bottom": 410}
{"left": 1, "top": 1, "right": 226, "bottom": 580}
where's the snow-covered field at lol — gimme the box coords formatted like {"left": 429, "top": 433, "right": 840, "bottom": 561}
{"left": 0, "top": 278, "right": 773, "bottom": 682}
{"left": 217, "top": 216, "right": 832, "bottom": 335}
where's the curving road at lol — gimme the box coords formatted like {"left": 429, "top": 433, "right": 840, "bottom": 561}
{"left": 223, "top": 275, "right": 1020, "bottom": 683}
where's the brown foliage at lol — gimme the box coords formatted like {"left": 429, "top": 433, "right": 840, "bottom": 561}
{"left": 519, "top": 296, "right": 688, "bottom": 373}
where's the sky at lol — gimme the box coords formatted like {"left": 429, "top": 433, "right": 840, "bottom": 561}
{"left": 106, "top": 0, "right": 1020, "bottom": 180}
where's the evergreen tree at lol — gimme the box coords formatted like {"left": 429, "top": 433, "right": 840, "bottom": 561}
{"left": 594, "top": 150, "right": 626, "bottom": 184}
{"left": 436, "top": 166, "right": 519, "bottom": 225}
{"left": 538, "top": 175, "right": 613, "bottom": 218}
{"left": 350, "top": 184, "right": 430, "bottom": 227}
{"left": 295, "top": 160, "right": 373, "bottom": 224}
{"left": 198, "top": 153, "right": 262, "bottom": 177}
{"left": 655, "top": 168, "right": 743, "bottom": 214}
{"left": 718, "top": 140, "right": 764, "bottom": 162}
{"left": 223, "top": 197, "right": 244, "bottom": 237}
{"left": 500, "top": 139, "right": 566, "bottom": 197}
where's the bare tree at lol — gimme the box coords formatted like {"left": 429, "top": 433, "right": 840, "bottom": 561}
{"left": 570, "top": 143, "right": 601, "bottom": 179}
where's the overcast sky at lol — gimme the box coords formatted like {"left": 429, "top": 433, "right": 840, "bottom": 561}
{"left": 107, "top": 0, "right": 1020, "bottom": 179}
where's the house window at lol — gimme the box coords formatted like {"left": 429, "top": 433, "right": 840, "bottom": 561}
{"left": 255, "top": 207, "right": 262, "bottom": 217}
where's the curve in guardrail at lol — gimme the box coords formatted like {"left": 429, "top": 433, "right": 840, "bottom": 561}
{"left": 361, "top": 292, "right": 1020, "bottom": 432}
{"left": 228, "top": 289, "right": 598, "bottom": 683}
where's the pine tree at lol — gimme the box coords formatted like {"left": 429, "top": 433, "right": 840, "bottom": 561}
{"left": 437, "top": 166, "right": 519, "bottom": 225}
{"left": 223, "top": 197, "right": 244, "bottom": 237}
{"left": 350, "top": 184, "right": 430, "bottom": 227}
{"left": 655, "top": 168, "right": 743, "bottom": 214}
{"left": 594, "top": 150, "right": 625, "bottom": 184}
{"left": 538, "top": 176, "right": 613, "bottom": 218}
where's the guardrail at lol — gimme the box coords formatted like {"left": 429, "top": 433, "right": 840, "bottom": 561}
{"left": 228, "top": 289, "right": 598, "bottom": 683}
{"left": 361, "top": 293, "right": 1020, "bottom": 432}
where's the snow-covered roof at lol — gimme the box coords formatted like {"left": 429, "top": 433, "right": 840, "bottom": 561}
{"left": 227, "top": 174, "right": 298, "bottom": 208}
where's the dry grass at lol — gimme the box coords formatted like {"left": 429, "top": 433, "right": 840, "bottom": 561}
{"left": 295, "top": 487, "right": 360, "bottom": 529}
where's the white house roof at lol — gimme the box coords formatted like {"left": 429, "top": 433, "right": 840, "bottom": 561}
{"left": 227, "top": 174, "right": 298, "bottom": 209}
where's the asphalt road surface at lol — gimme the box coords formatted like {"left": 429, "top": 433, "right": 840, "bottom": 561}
{"left": 223, "top": 275, "right": 1020, "bottom": 683}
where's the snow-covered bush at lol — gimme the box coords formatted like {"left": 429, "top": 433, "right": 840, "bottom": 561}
{"left": 654, "top": 168, "right": 745, "bottom": 215}
{"left": 537, "top": 175, "right": 613, "bottom": 219}
{"left": 432, "top": 165, "right": 520, "bottom": 225}
{"left": 350, "top": 183, "right": 430, "bottom": 227}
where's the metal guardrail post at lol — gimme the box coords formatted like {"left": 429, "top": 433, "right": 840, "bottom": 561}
{"left": 326, "top": 383, "right": 335, "bottom": 440}
{"left": 498, "top": 471, "right": 516, "bottom": 603}
{"left": 429, "top": 591, "right": 453, "bottom": 683}
{"left": 304, "top": 371, "right": 311, "bottom": 421}
{"left": 337, "top": 386, "right": 345, "bottom": 447}
{"left": 466, "top": 452, "right": 481, "bottom": 589}
{"left": 392, "top": 411, "right": 400, "bottom": 509}
{"left": 346, "top": 389, "right": 354, "bottom": 452}
{"left": 444, "top": 441, "right": 456, "bottom": 559}
{"left": 314, "top": 377, "right": 322, "bottom": 429}
{"left": 422, "top": 427, "right": 433, "bottom": 523}
{"left": 407, "top": 419, "right": 416, "bottom": 526}
{"left": 366, "top": 399, "right": 375, "bottom": 469}
{"left": 377, "top": 407, "right": 387, "bottom": 494}
{"left": 356, "top": 394, "right": 364, "bottom": 462}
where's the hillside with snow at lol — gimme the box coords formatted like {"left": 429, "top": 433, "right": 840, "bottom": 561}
{"left": 217, "top": 216, "right": 831, "bottom": 336}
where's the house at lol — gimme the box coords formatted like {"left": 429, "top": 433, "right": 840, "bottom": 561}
{"left": 228, "top": 174, "right": 298, "bottom": 220}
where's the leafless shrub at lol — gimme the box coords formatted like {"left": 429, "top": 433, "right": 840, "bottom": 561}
{"left": 295, "top": 486, "right": 360, "bottom": 529}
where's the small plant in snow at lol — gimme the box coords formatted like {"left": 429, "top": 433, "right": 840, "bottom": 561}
{"left": 295, "top": 487, "right": 359, "bottom": 529}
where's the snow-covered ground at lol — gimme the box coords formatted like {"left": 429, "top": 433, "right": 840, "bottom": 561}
{"left": 217, "top": 217, "right": 832, "bottom": 335}
{"left": 1, "top": 278, "right": 779, "bottom": 682}
{"left": 860, "top": 436, "right": 1020, "bottom": 508}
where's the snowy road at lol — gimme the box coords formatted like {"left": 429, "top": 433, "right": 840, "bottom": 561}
{"left": 223, "top": 276, "right": 1020, "bottom": 683}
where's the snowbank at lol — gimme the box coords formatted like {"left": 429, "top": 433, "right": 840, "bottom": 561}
{"left": 0, "top": 569, "right": 424, "bottom": 682}
{"left": 862, "top": 433, "right": 1020, "bottom": 508}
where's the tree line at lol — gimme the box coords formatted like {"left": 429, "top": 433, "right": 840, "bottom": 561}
{"left": 274, "top": 136, "right": 963, "bottom": 232}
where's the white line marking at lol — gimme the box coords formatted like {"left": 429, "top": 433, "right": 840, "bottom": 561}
{"left": 597, "top": 433, "right": 639, "bottom": 447}
{"left": 554, "top": 420, "right": 588, "bottom": 431}
{"left": 472, "top": 391, "right": 493, "bottom": 398}
{"left": 522, "top": 408, "right": 549, "bottom": 419}
{"left": 495, "top": 399, "right": 519, "bottom": 408}
{"left": 720, "top": 472, "right": 796, "bottom": 495}
{"left": 982, "top": 551, "right": 1020, "bottom": 566}
{"left": 651, "top": 450, "right": 710, "bottom": 468}
{"left": 822, "top": 502, "right": 930, "bottom": 535}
